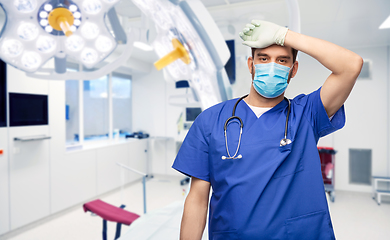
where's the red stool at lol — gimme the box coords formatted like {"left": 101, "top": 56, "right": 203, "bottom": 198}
{"left": 83, "top": 199, "right": 140, "bottom": 240}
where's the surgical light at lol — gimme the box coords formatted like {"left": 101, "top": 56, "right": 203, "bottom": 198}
{"left": 39, "top": 11, "right": 48, "bottom": 18}
{"left": 45, "top": 26, "right": 53, "bottom": 33}
{"left": 36, "top": 36, "right": 56, "bottom": 53}
{"left": 17, "top": 23, "right": 39, "bottom": 41}
{"left": 40, "top": 19, "right": 48, "bottom": 26}
{"left": 44, "top": 3, "right": 52, "bottom": 11}
{"left": 0, "top": 0, "right": 123, "bottom": 74}
{"left": 132, "top": 0, "right": 228, "bottom": 109}
{"left": 73, "top": 11, "right": 81, "bottom": 18}
{"left": 2, "top": 40, "right": 23, "bottom": 57}
{"left": 83, "top": 0, "right": 102, "bottom": 14}
{"left": 74, "top": 19, "right": 81, "bottom": 26}
{"left": 21, "top": 51, "right": 42, "bottom": 69}
{"left": 66, "top": 35, "right": 85, "bottom": 52}
{"left": 69, "top": 4, "right": 77, "bottom": 12}
{"left": 96, "top": 36, "right": 114, "bottom": 52}
{"left": 379, "top": 15, "right": 390, "bottom": 29}
{"left": 14, "top": 0, "right": 37, "bottom": 13}
{"left": 81, "top": 22, "right": 100, "bottom": 39}
{"left": 81, "top": 48, "right": 98, "bottom": 64}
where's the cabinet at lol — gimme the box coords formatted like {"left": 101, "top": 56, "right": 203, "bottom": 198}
{"left": 9, "top": 126, "right": 50, "bottom": 230}
{"left": 372, "top": 176, "right": 390, "bottom": 205}
{"left": 0, "top": 128, "right": 9, "bottom": 235}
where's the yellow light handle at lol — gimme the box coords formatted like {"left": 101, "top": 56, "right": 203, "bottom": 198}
{"left": 154, "top": 39, "right": 190, "bottom": 70}
{"left": 58, "top": 17, "right": 73, "bottom": 37}
{"left": 48, "top": 7, "right": 74, "bottom": 37}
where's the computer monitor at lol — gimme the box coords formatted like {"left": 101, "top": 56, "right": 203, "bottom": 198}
{"left": 186, "top": 107, "right": 202, "bottom": 122}
{"left": 184, "top": 107, "right": 202, "bottom": 130}
{"left": 0, "top": 59, "right": 6, "bottom": 127}
{"left": 9, "top": 93, "right": 48, "bottom": 127}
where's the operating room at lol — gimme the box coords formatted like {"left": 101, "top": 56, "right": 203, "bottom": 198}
{"left": 0, "top": 0, "right": 390, "bottom": 239}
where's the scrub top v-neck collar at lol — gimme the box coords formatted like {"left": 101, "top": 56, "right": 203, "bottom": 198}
{"left": 236, "top": 97, "right": 289, "bottom": 133}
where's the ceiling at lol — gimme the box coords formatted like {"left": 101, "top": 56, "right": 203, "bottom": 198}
{"left": 115, "top": 0, "right": 390, "bottom": 49}
{"left": 0, "top": 0, "right": 388, "bottom": 67}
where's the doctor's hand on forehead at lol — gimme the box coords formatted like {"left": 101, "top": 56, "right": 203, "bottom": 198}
{"left": 239, "top": 20, "right": 288, "bottom": 49}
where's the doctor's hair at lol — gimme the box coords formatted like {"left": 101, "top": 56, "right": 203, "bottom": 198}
{"left": 251, "top": 47, "right": 298, "bottom": 63}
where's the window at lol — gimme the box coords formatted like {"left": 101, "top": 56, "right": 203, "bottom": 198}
{"left": 112, "top": 73, "right": 132, "bottom": 137}
{"left": 65, "top": 66, "right": 80, "bottom": 144}
{"left": 83, "top": 75, "right": 109, "bottom": 141}
{"left": 65, "top": 64, "right": 132, "bottom": 146}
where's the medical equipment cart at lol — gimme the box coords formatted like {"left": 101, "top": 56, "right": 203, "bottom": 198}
{"left": 372, "top": 176, "right": 390, "bottom": 205}
{"left": 318, "top": 147, "right": 336, "bottom": 202}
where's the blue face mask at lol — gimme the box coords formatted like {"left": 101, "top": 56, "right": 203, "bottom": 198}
{"left": 253, "top": 62, "right": 292, "bottom": 98}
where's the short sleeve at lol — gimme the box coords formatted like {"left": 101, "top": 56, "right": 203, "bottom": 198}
{"left": 297, "top": 88, "right": 345, "bottom": 141}
{"left": 172, "top": 113, "right": 210, "bottom": 182}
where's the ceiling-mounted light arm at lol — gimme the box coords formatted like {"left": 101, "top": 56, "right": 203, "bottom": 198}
{"left": 54, "top": 56, "right": 66, "bottom": 74}
{"left": 26, "top": 28, "right": 138, "bottom": 80}
{"left": 107, "top": 7, "right": 127, "bottom": 44}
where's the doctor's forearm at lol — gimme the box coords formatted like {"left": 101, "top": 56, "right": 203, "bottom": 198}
{"left": 284, "top": 30, "right": 362, "bottom": 116}
{"left": 284, "top": 30, "right": 362, "bottom": 77}
{"left": 180, "top": 193, "right": 209, "bottom": 240}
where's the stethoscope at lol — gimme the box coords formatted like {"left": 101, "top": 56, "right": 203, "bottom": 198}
{"left": 221, "top": 95, "right": 292, "bottom": 160}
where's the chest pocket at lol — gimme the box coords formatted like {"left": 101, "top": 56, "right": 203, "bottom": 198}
{"left": 273, "top": 143, "right": 304, "bottom": 179}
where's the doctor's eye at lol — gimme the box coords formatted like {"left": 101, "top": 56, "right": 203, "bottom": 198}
{"left": 260, "top": 57, "right": 268, "bottom": 62}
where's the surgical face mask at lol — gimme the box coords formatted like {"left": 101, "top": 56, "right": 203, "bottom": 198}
{"left": 252, "top": 62, "right": 292, "bottom": 98}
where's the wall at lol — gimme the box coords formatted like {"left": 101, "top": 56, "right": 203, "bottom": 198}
{"left": 0, "top": 128, "right": 9, "bottom": 235}
{"left": 333, "top": 46, "right": 389, "bottom": 191}
{"left": 132, "top": 69, "right": 182, "bottom": 177}
{"left": 0, "top": 65, "right": 149, "bottom": 236}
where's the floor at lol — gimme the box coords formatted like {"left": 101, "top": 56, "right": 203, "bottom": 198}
{"left": 1, "top": 175, "right": 390, "bottom": 240}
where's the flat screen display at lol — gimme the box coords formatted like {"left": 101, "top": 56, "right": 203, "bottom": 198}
{"left": 225, "top": 40, "right": 236, "bottom": 85}
{"left": 186, "top": 107, "right": 202, "bottom": 122}
{"left": 9, "top": 93, "right": 48, "bottom": 127}
{"left": 0, "top": 60, "right": 6, "bottom": 127}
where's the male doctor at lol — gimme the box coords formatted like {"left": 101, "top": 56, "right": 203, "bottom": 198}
{"left": 173, "top": 20, "right": 363, "bottom": 240}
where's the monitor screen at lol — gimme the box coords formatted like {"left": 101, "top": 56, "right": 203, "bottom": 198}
{"left": 0, "top": 60, "right": 6, "bottom": 127}
{"left": 9, "top": 93, "right": 48, "bottom": 127}
{"left": 186, "top": 107, "right": 202, "bottom": 122}
{"left": 224, "top": 40, "right": 236, "bottom": 85}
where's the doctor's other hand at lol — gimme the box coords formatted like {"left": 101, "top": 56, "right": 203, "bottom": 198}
{"left": 239, "top": 20, "right": 289, "bottom": 49}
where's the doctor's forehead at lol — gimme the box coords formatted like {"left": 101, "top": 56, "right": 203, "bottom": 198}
{"left": 254, "top": 45, "right": 293, "bottom": 58}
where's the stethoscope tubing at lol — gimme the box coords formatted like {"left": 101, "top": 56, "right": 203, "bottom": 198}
{"left": 222, "top": 95, "right": 291, "bottom": 160}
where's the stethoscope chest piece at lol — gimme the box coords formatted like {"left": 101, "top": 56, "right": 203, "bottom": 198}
{"left": 280, "top": 138, "right": 292, "bottom": 147}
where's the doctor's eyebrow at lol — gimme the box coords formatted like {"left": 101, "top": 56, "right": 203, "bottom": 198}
{"left": 277, "top": 55, "right": 291, "bottom": 59}
{"left": 256, "top": 53, "right": 269, "bottom": 57}
{"left": 255, "top": 53, "right": 291, "bottom": 60}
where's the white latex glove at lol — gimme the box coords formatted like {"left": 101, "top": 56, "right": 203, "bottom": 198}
{"left": 239, "top": 20, "right": 289, "bottom": 48}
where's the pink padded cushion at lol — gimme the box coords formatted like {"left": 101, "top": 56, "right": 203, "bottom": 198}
{"left": 83, "top": 199, "right": 140, "bottom": 225}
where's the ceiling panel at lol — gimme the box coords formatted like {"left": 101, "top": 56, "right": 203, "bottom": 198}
{"left": 298, "top": 0, "right": 341, "bottom": 25}
{"left": 335, "top": 0, "right": 390, "bottom": 22}
{"left": 200, "top": 0, "right": 227, "bottom": 7}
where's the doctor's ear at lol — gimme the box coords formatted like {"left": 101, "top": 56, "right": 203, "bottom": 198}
{"left": 291, "top": 61, "right": 299, "bottom": 78}
{"left": 247, "top": 56, "right": 254, "bottom": 74}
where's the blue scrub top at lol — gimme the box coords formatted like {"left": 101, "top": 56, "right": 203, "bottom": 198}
{"left": 173, "top": 88, "right": 345, "bottom": 240}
